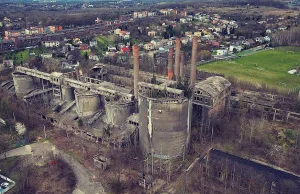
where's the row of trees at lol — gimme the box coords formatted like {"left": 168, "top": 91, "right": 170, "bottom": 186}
{"left": 272, "top": 26, "right": 300, "bottom": 46}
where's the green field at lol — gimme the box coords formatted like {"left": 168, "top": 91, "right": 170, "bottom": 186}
{"left": 5, "top": 47, "right": 46, "bottom": 65}
{"left": 95, "top": 35, "right": 113, "bottom": 46}
{"left": 198, "top": 47, "right": 300, "bottom": 91}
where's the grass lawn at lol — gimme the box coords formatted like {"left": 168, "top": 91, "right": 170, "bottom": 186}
{"left": 198, "top": 47, "right": 300, "bottom": 91}
{"left": 5, "top": 47, "right": 46, "bottom": 65}
{"left": 80, "top": 50, "right": 91, "bottom": 56}
{"left": 95, "top": 35, "right": 113, "bottom": 46}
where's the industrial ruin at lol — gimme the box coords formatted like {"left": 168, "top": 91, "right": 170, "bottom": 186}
{"left": 1, "top": 35, "right": 300, "bottom": 193}
{"left": 5, "top": 36, "right": 232, "bottom": 159}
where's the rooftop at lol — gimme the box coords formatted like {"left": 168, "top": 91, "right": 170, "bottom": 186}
{"left": 195, "top": 76, "right": 231, "bottom": 97}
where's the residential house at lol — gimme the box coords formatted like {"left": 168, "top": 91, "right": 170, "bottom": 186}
{"left": 43, "top": 41, "right": 60, "bottom": 48}
{"left": 0, "top": 40, "right": 15, "bottom": 52}
{"left": 278, "top": 27, "right": 287, "bottom": 31}
{"left": 121, "top": 46, "right": 130, "bottom": 53}
{"left": 255, "top": 37, "right": 265, "bottom": 44}
{"left": 108, "top": 46, "right": 117, "bottom": 52}
{"left": 143, "top": 43, "right": 154, "bottom": 51}
{"left": 194, "top": 32, "right": 202, "bottom": 37}
{"left": 180, "top": 18, "right": 187, "bottom": 23}
{"left": 180, "top": 37, "right": 190, "bottom": 45}
{"left": 40, "top": 53, "right": 53, "bottom": 59}
{"left": 148, "top": 31, "right": 157, "bottom": 37}
{"left": 89, "top": 54, "right": 100, "bottom": 61}
{"left": 229, "top": 45, "right": 243, "bottom": 52}
{"left": 216, "top": 49, "right": 228, "bottom": 56}
{"left": 79, "top": 44, "right": 89, "bottom": 50}
{"left": 89, "top": 40, "right": 97, "bottom": 47}
{"left": 264, "top": 36, "right": 271, "bottom": 42}
{"left": 119, "top": 31, "right": 130, "bottom": 40}
{"left": 210, "top": 41, "right": 220, "bottom": 47}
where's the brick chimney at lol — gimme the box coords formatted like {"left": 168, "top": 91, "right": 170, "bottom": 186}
{"left": 190, "top": 36, "right": 198, "bottom": 88}
{"left": 133, "top": 45, "right": 139, "bottom": 98}
{"left": 168, "top": 48, "right": 174, "bottom": 80}
{"left": 174, "top": 37, "right": 181, "bottom": 80}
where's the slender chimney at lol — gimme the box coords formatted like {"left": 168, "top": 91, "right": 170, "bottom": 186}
{"left": 174, "top": 37, "right": 181, "bottom": 80}
{"left": 190, "top": 36, "right": 198, "bottom": 87}
{"left": 133, "top": 45, "right": 139, "bottom": 98}
{"left": 168, "top": 48, "right": 174, "bottom": 80}
{"left": 180, "top": 52, "right": 184, "bottom": 79}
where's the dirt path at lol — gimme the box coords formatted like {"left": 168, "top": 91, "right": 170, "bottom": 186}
{"left": 0, "top": 142, "right": 106, "bottom": 194}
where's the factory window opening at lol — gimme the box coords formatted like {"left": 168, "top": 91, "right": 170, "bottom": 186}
{"left": 205, "top": 98, "right": 208, "bottom": 103}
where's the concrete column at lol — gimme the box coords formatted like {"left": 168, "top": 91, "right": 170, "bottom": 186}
{"left": 190, "top": 36, "right": 198, "bottom": 88}
{"left": 168, "top": 48, "right": 174, "bottom": 80}
{"left": 174, "top": 38, "right": 181, "bottom": 80}
{"left": 133, "top": 45, "right": 139, "bottom": 99}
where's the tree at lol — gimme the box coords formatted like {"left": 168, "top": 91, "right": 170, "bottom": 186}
{"left": 84, "top": 52, "right": 88, "bottom": 60}
{"left": 198, "top": 50, "right": 212, "bottom": 61}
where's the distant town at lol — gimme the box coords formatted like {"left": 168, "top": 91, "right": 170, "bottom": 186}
{"left": 0, "top": 0, "right": 300, "bottom": 194}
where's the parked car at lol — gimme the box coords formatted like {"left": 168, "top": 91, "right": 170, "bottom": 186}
{"left": 1, "top": 182, "right": 9, "bottom": 188}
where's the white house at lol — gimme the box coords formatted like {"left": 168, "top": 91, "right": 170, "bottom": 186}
{"left": 43, "top": 41, "right": 60, "bottom": 48}
{"left": 89, "top": 40, "right": 97, "bottom": 47}
{"left": 89, "top": 54, "right": 99, "bottom": 61}
{"left": 229, "top": 45, "right": 243, "bottom": 52}
{"left": 216, "top": 49, "right": 228, "bottom": 56}
{"left": 40, "top": 53, "right": 53, "bottom": 59}
{"left": 143, "top": 43, "right": 154, "bottom": 51}
{"left": 108, "top": 46, "right": 117, "bottom": 52}
{"left": 180, "top": 18, "right": 187, "bottom": 23}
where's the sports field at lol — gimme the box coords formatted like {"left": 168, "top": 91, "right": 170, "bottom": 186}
{"left": 197, "top": 47, "right": 300, "bottom": 91}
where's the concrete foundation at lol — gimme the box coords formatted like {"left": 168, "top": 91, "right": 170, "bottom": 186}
{"left": 75, "top": 89, "right": 101, "bottom": 117}
{"left": 12, "top": 72, "right": 35, "bottom": 97}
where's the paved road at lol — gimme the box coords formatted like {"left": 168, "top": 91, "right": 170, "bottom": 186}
{"left": 0, "top": 142, "right": 106, "bottom": 194}
{"left": 0, "top": 145, "right": 32, "bottom": 159}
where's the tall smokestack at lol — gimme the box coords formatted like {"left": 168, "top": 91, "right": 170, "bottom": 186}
{"left": 180, "top": 52, "right": 184, "bottom": 79}
{"left": 168, "top": 48, "right": 174, "bottom": 80}
{"left": 133, "top": 45, "right": 139, "bottom": 99}
{"left": 190, "top": 36, "right": 198, "bottom": 88}
{"left": 174, "top": 37, "right": 181, "bottom": 80}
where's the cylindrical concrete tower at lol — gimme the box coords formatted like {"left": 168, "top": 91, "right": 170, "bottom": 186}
{"left": 61, "top": 85, "right": 75, "bottom": 102}
{"left": 104, "top": 99, "right": 135, "bottom": 126}
{"left": 139, "top": 93, "right": 192, "bottom": 159}
{"left": 75, "top": 89, "right": 101, "bottom": 117}
{"left": 12, "top": 72, "right": 35, "bottom": 98}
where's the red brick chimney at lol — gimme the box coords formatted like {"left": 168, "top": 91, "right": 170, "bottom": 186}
{"left": 174, "top": 37, "right": 181, "bottom": 80}
{"left": 133, "top": 45, "right": 139, "bottom": 98}
{"left": 168, "top": 48, "right": 174, "bottom": 80}
{"left": 190, "top": 36, "right": 198, "bottom": 88}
